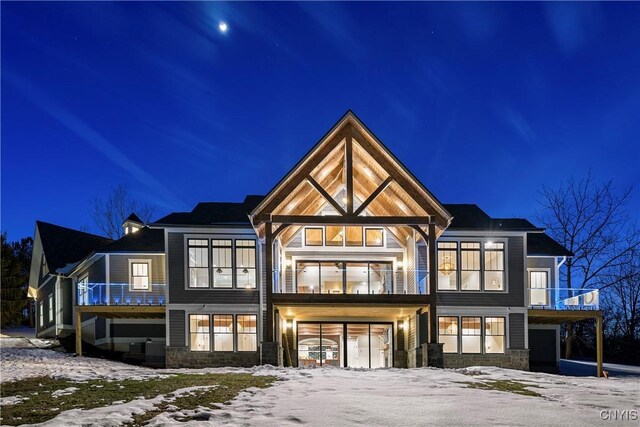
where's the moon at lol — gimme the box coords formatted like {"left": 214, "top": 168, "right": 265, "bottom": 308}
{"left": 218, "top": 21, "right": 228, "bottom": 34}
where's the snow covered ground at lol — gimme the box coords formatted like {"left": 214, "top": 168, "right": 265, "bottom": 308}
{"left": 1, "top": 338, "right": 638, "bottom": 426}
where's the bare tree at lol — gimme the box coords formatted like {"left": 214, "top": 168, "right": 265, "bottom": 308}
{"left": 91, "top": 184, "right": 155, "bottom": 239}
{"left": 602, "top": 248, "right": 640, "bottom": 340}
{"left": 536, "top": 172, "right": 640, "bottom": 358}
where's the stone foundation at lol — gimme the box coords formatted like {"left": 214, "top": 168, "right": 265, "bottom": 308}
{"left": 443, "top": 349, "right": 529, "bottom": 370}
{"left": 166, "top": 347, "right": 259, "bottom": 368}
{"left": 407, "top": 347, "right": 424, "bottom": 368}
{"left": 394, "top": 350, "right": 408, "bottom": 368}
{"left": 424, "top": 343, "right": 444, "bottom": 368}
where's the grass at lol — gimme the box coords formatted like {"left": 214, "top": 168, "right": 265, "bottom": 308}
{"left": 0, "top": 373, "right": 276, "bottom": 426}
{"left": 461, "top": 380, "right": 543, "bottom": 397}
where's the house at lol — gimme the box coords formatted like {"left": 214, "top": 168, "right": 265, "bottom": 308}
{"left": 29, "top": 111, "right": 603, "bottom": 374}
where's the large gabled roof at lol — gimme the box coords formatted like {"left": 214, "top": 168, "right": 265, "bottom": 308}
{"left": 443, "top": 204, "right": 543, "bottom": 231}
{"left": 36, "top": 221, "right": 112, "bottom": 273}
{"left": 152, "top": 196, "right": 264, "bottom": 227}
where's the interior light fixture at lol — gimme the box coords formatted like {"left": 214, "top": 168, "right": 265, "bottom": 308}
{"left": 216, "top": 267, "right": 223, "bottom": 274}
{"left": 440, "top": 255, "right": 454, "bottom": 276}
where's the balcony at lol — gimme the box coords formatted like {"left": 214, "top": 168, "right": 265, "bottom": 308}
{"left": 76, "top": 282, "right": 166, "bottom": 306}
{"left": 528, "top": 287, "right": 599, "bottom": 311}
{"left": 273, "top": 264, "right": 429, "bottom": 295}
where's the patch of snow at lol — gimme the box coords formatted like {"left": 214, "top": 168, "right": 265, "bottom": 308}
{"left": 51, "top": 387, "right": 79, "bottom": 398}
{"left": 0, "top": 395, "right": 29, "bottom": 405}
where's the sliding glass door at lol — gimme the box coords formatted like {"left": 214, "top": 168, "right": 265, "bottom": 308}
{"left": 298, "top": 322, "right": 393, "bottom": 368}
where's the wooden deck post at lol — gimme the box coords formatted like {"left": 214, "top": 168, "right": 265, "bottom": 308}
{"left": 75, "top": 309, "right": 82, "bottom": 356}
{"left": 596, "top": 314, "right": 603, "bottom": 378}
{"left": 428, "top": 223, "right": 438, "bottom": 344}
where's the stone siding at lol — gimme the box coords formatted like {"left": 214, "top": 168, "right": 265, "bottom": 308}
{"left": 166, "top": 347, "right": 259, "bottom": 368}
{"left": 443, "top": 349, "right": 529, "bottom": 370}
{"left": 425, "top": 343, "right": 444, "bottom": 368}
{"left": 394, "top": 350, "right": 408, "bottom": 368}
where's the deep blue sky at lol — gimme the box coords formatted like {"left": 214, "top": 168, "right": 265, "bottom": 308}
{"left": 2, "top": 2, "right": 639, "bottom": 239}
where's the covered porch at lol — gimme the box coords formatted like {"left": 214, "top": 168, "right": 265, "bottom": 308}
{"left": 274, "top": 302, "right": 430, "bottom": 368}
{"left": 528, "top": 309, "right": 604, "bottom": 377}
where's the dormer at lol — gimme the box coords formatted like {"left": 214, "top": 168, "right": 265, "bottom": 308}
{"left": 123, "top": 213, "right": 144, "bottom": 235}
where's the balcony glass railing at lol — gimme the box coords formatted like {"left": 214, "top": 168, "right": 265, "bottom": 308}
{"left": 274, "top": 267, "right": 430, "bottom": 295}
{"left": 76, "top": 282, "right": 166, "bottom": 306}
{"left": 528, "top": 287, "right": 599, "bottom": 311}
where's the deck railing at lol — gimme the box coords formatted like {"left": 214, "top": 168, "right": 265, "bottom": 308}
{"left": 76, "top": 282, "right": 166, "bottom": 306}
{"left": 273, "top": 268, "right": 430, "bottom": 295}
{"left": 528, "top": 287, "right": 599, "bottom": 311}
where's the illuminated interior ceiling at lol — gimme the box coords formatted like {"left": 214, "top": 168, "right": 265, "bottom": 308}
{"left": 251, "top": 113, "right": 452, "bottom": 244}
{"left": 275, "top": 304, "right": 429, "bottom": 321}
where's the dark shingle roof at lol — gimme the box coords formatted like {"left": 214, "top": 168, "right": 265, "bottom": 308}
{"left": 36, "top": 221, "right": 112, "bottom": 273}
{"left": 527, "top": 232, "right": 574, "bottom": 257}
{"left": 98, "top": 227, "right": 164, "bottom": 253}
{"left": 153, "top": 196, "right": 265, "bottom": 226}
{"left": 124, "top": 213, "right": 143, "bottom": 224}
{"left": 443, "top": 204, "right": 543, "bottom": 231}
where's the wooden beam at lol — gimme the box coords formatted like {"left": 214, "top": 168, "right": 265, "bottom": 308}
{"left": 306, "top": 176, "right": 347, "bottom": 216}
{"left": 428, "top": 223, "right": 438, "bottom": 344}
{"left": 346, "top": 136, "right": 353, "bottom": 214}
{"left": 354, "top": 176, "right": 393, "bottom": 216}
{"left": 273, "top": 223, "right": 291, "bottom": 239}
{"left": 75, "top": 309, "right": 82, "bottom": 356}
{"left": 271, "top": 215, "right": 432, "bottom": 225}
{"left": 596, "top": 314, "right": 603, "bottom": 378}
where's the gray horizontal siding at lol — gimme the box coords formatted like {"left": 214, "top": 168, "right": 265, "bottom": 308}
{"left": 436, "top": 236, "right": 525, "bottom": 307}
{"left": 95, "top": 318, "right": 107, "bottom": 340}
{"left": 109, "top": 254, "right": 166, "bottom": 285}
{"left": 169, "top": 310, "right": 185, "bottom": 347}
{"left": 509, "top": 313, "right": 525, "bottom": 349}
{"left": 111, "top": 323, "right": 165, "bottom": 338}
{"left": 167, "top": 232, "right": 259, "bottom": 304}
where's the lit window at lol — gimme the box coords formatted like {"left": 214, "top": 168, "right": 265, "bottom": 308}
{"left": 325, "top": 226, "right": 343, "bottom": 246}
{"left": 130, "top": 262, "right": 150, "bottom": 290}
{"left": 41, "top": 255, "right": 47, "bottom": 278}
{"left": 236, "top": 240, "right": 256, "bottom": 289}
{"left": 529, "top": 271, "right": 548, "bottom": 305}
{"left": 213, "top": 314, "right": 234, "bottom": 351}
{"left": 365, "top": 228, "right": 383, "bottom": 247}
{"left": 305, "top": 228, "right": 323, "bottom": 246}
{"left": 48, "top": 294, "right": 53, "bottom": 323}
{"left": 437, "top": 242, "right": 458, "bottom": 290}
{"left": 189, "top": 314, "right": 210, "bottom": 351}
{"left": 438, "top": 317, "right": 458, "bottom": 353}
{"left": 188, "top": 239, "right": 209, "bottom": 288}
{"left": 212, "top": 240, "right": 232, "bottom": 288}
{"left": 460, "top": 242, "right": 480, "bottom": 291}
{"left": 484, "top": 242, "right": 505, "bottom": 291}
{"left": 485, "top": 317, "right": 505, "bottom": 354}
{"left": 461, "top": 317, "right": 481, "bottom": 353}
{"left": 345, "top": 226, "right": 363, "bottom": 246}
{"left": 237, "top": 314, "right": 257, "bottom": 351}
{"left": 39, "top": 301, "right": 43, "bottom": 327}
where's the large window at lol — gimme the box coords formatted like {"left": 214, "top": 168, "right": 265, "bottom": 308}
{"left": 484, "top": 242, "right": 505, "bottom": 291}
{"left": 438, "top": 317, "right": 458, "bottom": 353}
{"left": 461, "top": 317, "right": 482, "bottom": 354}
{"left": 484, "top": 317, "right": 505, "bottom": 353}
{"left": 237, "top": 315, "right": 257, "bottom": 351}
{"left": 301, "top": 226, "right": 385, "bottom": 248}
{"left": 437, "top": 242, "right": 458, "bottom": 290}
{"left": 189, "top": 314, "right": 210, "bottom": 351}
{"left": 460, "top": 243, "right": 480, "bottom": 291}
{"left": 529, "top": 271, "right": 548, "bottom": 305}
{"left": 188, "top": 239, "right": 209, "bottom": 288}
{"left": 296, "top": 260, "right": 393, "bottom": 294}
{"left": 325, "top": 226, "right": 343, "bottom": 246}
{"left": 48, "top": 294, "right": 54, "bottom": 323}
{"left": 437, "top": 240, "right": 507, "bottom": 291}
{"left": 212, "top": 240, "right": 232, "bottom": 288}
{"left": 187, "top": 238, "right": 258, "bottom": 289}
{"left": 213, "top": 314, "right": 233, "bottom": 351}
{"left": 190, "top": 314, "right": 257, "bottom": 353}
{"left": 236, "top": 240, "right": 256, "bottom": 289}
{"left": 130, "top": 261, "right": 150, "bottom": 290}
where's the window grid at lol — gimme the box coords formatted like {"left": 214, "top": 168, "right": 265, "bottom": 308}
{"left": 188, "top": 239, "right": 209, "bottom": 288}
{"left": 131, "top": 262, "right": 150, "bottom": 290}
{"left": 302, "top": 226, "right": 385, "bottom": 248}
{"left": 186, "top": 238, "right": 258, "bottom": 290}
{"left": 437, "top": 240, "right": 507, "bottom": 292}
{"left": 213, "top": 314, "right": 234, "bottom": 351}
{"left": 212, "top": 240, "right": 233, "bottom": 289}
{"left": 189, "top": 314, "right": 210, "bottom": 352}
{"left": 438, "top": 317, "right": 459, "bottom": 354}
